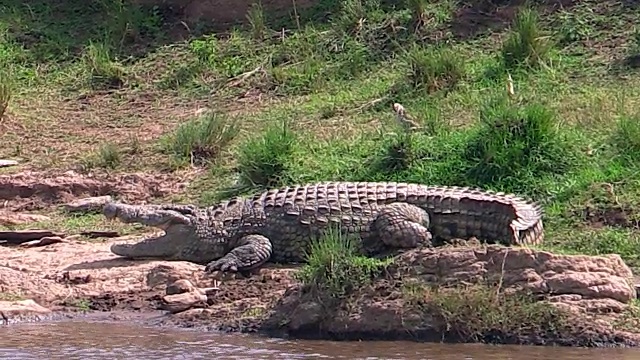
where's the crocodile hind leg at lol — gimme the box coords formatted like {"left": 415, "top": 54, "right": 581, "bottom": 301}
{"left": 204, "top": 234, "right": 273, "bottom": 273}
{"left": 370, "top": 202, "right": 433, "bottom": 250}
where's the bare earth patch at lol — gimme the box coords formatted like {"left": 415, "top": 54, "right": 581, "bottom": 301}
{"left": 1, "top": 90, "right": 209, "bottom": 170}
{"left": 0, "top": 170, "right": 195, "bottom": 211}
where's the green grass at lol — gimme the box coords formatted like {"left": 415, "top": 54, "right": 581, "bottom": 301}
{"left": 401, "top": 280, "right": 569, "bottom": 343}
{"left": 296, "top": 225, "right": 392, "bottom": 301}
{"left": 1, "top": 0, "right": 639, "bottom": 288}
{"left": 0, "top": 212, "right": 147, "bottom": 239}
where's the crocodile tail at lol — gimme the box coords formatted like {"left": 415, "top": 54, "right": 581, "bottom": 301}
{"left": 511, "top": 198, "right": 544, "bottom": 246}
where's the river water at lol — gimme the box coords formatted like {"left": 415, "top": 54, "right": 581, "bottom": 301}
{"left": 1, "top": 318, "right": 640, "bottom": 360}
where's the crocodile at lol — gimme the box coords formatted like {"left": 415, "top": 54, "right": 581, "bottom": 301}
{"left": 105, "top": 181, "right": 544, "bottom": 274}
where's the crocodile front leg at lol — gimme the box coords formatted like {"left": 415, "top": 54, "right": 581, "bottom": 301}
{"left": 371, "top": 202, "right": 433, "bottom": 248}
{"left": 204, "top": 234, "right": 273, "bottom": 273}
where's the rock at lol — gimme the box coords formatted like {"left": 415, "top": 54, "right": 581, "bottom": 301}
{"left": 0, "top": 230, "right": 65, "bottom": 244}
{"left": 146, "top": 264, "right": 199, "bottom": 289}
{"left": 0, "top": 299, "right": 51, "bottom": 324}
{"left": 18, "top": 236, "right": 66, "bottom": 248}
{"left": 264, "top": 245, "right": 640, "bottom": 346}
{"left": 166, "top": 279, "right": 200, "bottom": 295}
{"left": 63, "top": 196, "right": 113, "bottom": 213}
{"left": 160, "top": 291, "right": 208, "bottom": 314}
{"left": 0, "top": 160, "right": 18, "bottom": 168}
{"left": 396, "top": 245, "right": 637, "bottom": 309}
{"left": 0, "top": 211, "right": 51, "bottom": 226}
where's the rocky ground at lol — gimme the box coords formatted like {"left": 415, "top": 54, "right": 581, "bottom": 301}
{"left": 2, "top": 168, "right": 640, "bottom": 347}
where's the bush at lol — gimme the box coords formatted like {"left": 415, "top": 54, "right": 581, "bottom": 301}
{"left": 296, "top": 225, "right": 391, "bottom": 300}
{"left": 230, "top": 120, "right": 297, "bottom": 195}
{"left": 407, "top": 45, "right": 466, "bottom": 93}
{"left": 501, "top": 7, "right": 553, "bottom": 70}
{"left": 462, "top": 99, "right": 576, "bottom": 192}
{"left": 161, "top": 112, "right": 239, "bottom": 167}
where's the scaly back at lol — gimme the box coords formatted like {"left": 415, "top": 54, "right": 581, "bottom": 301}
{"left": 230, "top": 181, "right": 544, "bottom": 246}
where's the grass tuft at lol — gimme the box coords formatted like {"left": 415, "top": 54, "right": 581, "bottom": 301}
{"left": 83, "top": 41, "right": 126, "bottom": 89}
{"left": 403, "top": 281, "right": 568, "bottom": 342}
{"left": 501, "top": 7, "right": 553, "bottom": 70}
{"left": 0, "top": 71, "right": 11, "bottom": 120}
{"left": 296, "top": 225, "right": 391, "bottom": 300}
{"left": 407, "top": 45, "right": 466, "bottom": 93}
{"left": 610, "top": 113, "right": 640, "bottom": 163}
{"left": 246, "top": 2, "right": 268, "bottom": 41}
{"left": 80, "top": 142, "right": 122, "bottom": 170}
{"left": 224, "top": 119, "right": 297, "bottom": 197}
{"left": 161, "top": 112, "right": 240, "bottom": 168}
{"left": 462, "top": 99, "right": 578, "bottom": 192}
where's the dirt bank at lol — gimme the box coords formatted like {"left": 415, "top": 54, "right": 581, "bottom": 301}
{"left": 0, "top": 237, "right": 298, "bottom": 331}
{"left": 1, "top": 171, "right": 640, "bottom": 346}
{"left": 262, "top": 246, "right": 640, "bottom": 347}
{"left": 2, "top": 235, "right": 640, "bottom": 347}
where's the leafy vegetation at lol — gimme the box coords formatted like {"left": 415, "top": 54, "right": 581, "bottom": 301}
{"left": 296, "top": 225, "right": 391, "bottom": 301}
{"left": 402, "top": 280, "right": 568, "bottom": 342}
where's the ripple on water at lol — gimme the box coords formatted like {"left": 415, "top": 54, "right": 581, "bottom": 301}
{"left": 1, "top": 320, "right": 640, "bottom": 360}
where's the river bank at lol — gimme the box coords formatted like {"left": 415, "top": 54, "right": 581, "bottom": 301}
{"left": 2, "top": 210, "right": 640, "bottom": 347}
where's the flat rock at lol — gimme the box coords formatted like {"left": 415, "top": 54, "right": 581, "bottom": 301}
{"left": 63, "top": 196, "right": 113, "bottom": 213}
{"left": 0, "top": 211, "right": 51, "bottom": 226}
{"left": 266, "top": 245, "right": 640, "bottom": 343}
{"left": 160, "top": 291, "right": 208, "bottom": 314}
{"left": 0, "top": 299, "right": 51, "bottom": 323}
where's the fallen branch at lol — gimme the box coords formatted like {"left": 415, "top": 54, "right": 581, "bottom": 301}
{"left": 0, "top": 230, "right": 65, "bottom": 245}
{"left": 226, "top": 65, "right": 266, "bottom": 88}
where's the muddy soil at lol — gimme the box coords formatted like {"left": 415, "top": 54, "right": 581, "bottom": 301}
{"left": 0, "top": 170, "right": 294, "bottom": 331}
{"left": 0, "top": 236, "right": 298, "bottom": 331}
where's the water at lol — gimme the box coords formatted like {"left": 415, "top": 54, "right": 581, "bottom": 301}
{"left": 1, "top": 319, "right": 639, "bottom": 359}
